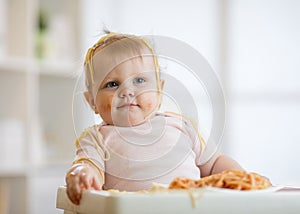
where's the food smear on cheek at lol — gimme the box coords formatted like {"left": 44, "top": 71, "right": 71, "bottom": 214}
{"left": 143, "top": 93, "right": 158, "bottom": 111}
{"left": 146, "top": 101, "right": 152, "bottom": 110}
{"left": 103, "top": 103, "right": 111, "bottom": 111}
{"left": 145, "top": 100, "right": 154, "bottom": 110}
{"left": 100, "top": 94, "right": 114, "bottom": 111}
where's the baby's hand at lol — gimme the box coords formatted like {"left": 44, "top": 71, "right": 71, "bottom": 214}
{"left": 65, "top": 163, "right": 103, "bottom": 205}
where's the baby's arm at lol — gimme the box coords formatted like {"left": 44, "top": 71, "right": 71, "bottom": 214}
{"left": 66, "top": 160, "right": 103, "bottom": 205}
{"left": 199, "top": 152, "right": 243, "bottom": 177}
{"left": 66, "top": 126, "right": 106, "bottom": 205}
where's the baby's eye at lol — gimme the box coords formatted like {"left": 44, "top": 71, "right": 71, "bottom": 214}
{"left": 133, "top": 77, "right": 145, "bottom": 84}
{"left": 105, "top": 81, "right": 119, "bottom": 88}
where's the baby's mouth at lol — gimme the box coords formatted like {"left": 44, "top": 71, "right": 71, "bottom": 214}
{"left": 117, "top": 103, "right": 139, "bottom": 109}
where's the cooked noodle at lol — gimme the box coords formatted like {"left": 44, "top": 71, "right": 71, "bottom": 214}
{"left": 168, "top": 169, "right": 271, "bottom": 190}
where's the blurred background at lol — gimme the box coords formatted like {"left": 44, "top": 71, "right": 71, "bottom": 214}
{"left": 0, "top": 0, "right": 299, "bottom": 213}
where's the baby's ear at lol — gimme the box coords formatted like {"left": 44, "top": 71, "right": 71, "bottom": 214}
{"left": 84, "top": 91, "right": 99, "bottom": 114}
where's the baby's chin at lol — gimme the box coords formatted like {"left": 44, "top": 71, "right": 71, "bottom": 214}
{"left": 108, "top": 118, "right": 147, "bottom": 127}
{"left": 105, "top": 114, "right": 153, "bottom": 127}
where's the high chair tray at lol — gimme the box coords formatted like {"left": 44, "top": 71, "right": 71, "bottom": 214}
{"left": 56, "top": 186, "right": 300, "bottom": 214}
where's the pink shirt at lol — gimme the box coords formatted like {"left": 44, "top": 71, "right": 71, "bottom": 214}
{"left": 75, "top": 113, "right": 204, "bottom": 191}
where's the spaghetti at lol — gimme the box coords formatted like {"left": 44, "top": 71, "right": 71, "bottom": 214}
{"left": 168, "top": 169, "right": 271, "bottom": 191}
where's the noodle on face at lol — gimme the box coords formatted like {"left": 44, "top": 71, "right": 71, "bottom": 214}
{"left": 168, "top": 169, "right": 271, "bottom": 190}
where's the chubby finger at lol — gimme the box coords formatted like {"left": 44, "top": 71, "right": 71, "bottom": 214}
{"left": 66, "top": 173, "right": 82, "bottom": 205}
{"left": 67, "top": 186, "right": 80, "bottom": 205}
{"left": 92, "top": 176, "right": 103, "bottom": 190}
{"left": 80, "top": 172, "right": 92, "bottom": 190}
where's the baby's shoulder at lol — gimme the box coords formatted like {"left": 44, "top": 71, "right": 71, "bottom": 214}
{"left": 82, "top": 124, "right": 100, "bottom": 134}
{"left": 74, "top": 124, "right": 101, "bottom": 147}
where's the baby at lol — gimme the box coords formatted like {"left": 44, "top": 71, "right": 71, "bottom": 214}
{"left": 65, "top": 32, "right": 243, "bottom": 205}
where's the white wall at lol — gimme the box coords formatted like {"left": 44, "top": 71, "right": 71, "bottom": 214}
{"left": 80, "top": 0, "right": 221, "bottom": 72}
{"left": 80, "top": 0, "right": 300, "bottom": 186}
{"left": 224, "top": 0, "right": 300, "bottom": 186}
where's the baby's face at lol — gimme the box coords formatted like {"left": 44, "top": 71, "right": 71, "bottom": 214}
{"left": 94, "top": 57, "right": 162, "bottom": 126}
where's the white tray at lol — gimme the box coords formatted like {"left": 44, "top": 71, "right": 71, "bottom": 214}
{"left": 56, "top": 186, "right": 300, "bottom": 214}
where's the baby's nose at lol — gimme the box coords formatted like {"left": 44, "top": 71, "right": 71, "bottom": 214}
{"left": 119, "top": 84, "right": 135, "bottom": 98}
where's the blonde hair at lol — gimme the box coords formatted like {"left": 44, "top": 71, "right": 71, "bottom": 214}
{"left": 84, "top": 31, "right": 160, "bottom": 95}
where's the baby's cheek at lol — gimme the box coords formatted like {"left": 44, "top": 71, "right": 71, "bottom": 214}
{"left": 100, "top": 103, "right": 111, "bottom": 111}
{"left": 144, "top": 100, "right": 154, "bottom": 112}
{"left": 143, "top": 94, "right": 158, "bottom": 111}
{"left": 145, "top": 101, "right": 154, "bottom": 110}
{"left": 99, "top": 94, "right": 114, "bottom": 111}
